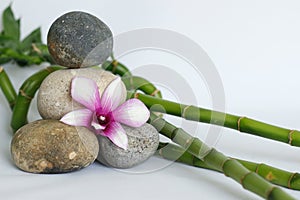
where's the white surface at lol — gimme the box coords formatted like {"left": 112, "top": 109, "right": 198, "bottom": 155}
{"left": 1, "top": 0, "right": 300, "bottom": 199}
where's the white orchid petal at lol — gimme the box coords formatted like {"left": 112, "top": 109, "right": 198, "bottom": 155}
{"left": 100, "top": 77, "right": 125, "bottom": 113}
{"left": 71, "top": 76, "right": 101, "bottom": 111}
{"left": 112, "top": 99, "right": 150, "bottom": 127}
{"left": 91, "top": 121, "right": 106, "bottom": 130}
{"left": 103, "top": 122, "right": 128, "bottom": 150}
{"left": 60, "top": 109, "right": 93, "bottom": 127}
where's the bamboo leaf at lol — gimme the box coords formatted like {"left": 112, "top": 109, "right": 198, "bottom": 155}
{"left": 29, "top": 43, "right": 53, "bottom": 63}
{"left": 0, "top": 35, "right": 11, "bottom": 42}
{"left": 20, "top": 28, "right": 42, "bottom": 51}
{"left": 0, "top": 56, "right": 11, "bottom": 64}
{"left": 0, "top": 35, "right": 18, "bottom": 49}
{"left": 2, "top": 6, "right": 20, "bottom": 41}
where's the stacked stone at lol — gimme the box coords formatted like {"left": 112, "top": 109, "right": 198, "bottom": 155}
{"left": 11, "top": 12, "right": 159, "bottom": 173}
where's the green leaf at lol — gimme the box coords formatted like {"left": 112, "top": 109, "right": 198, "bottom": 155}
{"left": 0, "top": 35, "right": 13, "bottom": 43}
{"left": 28, "top": 43, "right": 54, "bottom": 63}
{"left": 0, "top": 35, "right": 18, "bottom": 49}
{"left": 16, "top": 55, "right": 43, "bottom": 66}
{"left": 20, "top": 28, "right": 42, "bottom": 51}
{"left": 0, "top": 55, "right": 11, "bottom": 64}
{"left": 2, "top": 5, "right": 20, "bottom": 41}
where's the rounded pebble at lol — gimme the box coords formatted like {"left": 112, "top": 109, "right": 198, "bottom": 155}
{"left": 97, "top": 123, "right": 159, "bottom": 168}
{"left": 11, "top": 120, "right": 99, "bottom": 173}
{"left": 47, "top": 11, "right": 113, "bottom": 68}
{"left": 37, "top": 68, "right": 127, "bottom": 120}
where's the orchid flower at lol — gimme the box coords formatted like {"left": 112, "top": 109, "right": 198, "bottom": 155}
{"left": 60, "top": 76, "right": 150, "bottom": 150}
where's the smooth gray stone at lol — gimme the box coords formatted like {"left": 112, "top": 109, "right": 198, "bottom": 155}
{"left": 97, "top": 123, "right": 159, "bottom": 169}
{"left": 47, "top": 11, "right": 113, "bottom": 68}
{"left": 11, "top": 120, "right": 99, "bottom": 174}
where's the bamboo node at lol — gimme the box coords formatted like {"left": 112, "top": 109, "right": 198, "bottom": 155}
{"left": 288, "top": 130, "right": 295, "bottom": 145}
{"left": 32, "top": 43, "right": 42, "bottom": 54}
{"left": 172, "top": 128, "right": 181, "bottom": 140}
{"left": 151, "top": 117, "right": 161, "bottom": 125}
{"left": 221, "top": 157, "right": 233, "bottom": 176}
{"left": 182, "top": 105, "right": 192, "bottom": 119}
{"left": 266, "top": 186, "right": 276, "bottom": 198}
{"left": 45, "top": 67, "right": 53, "bottom": 73}
{"left": 134, "top": 92, "right": 139, "bottom": 99}
{"left": 255, "top": 163, "right": 262, "bottom": 174}
{"left": 184, "top": 137, "right": 193, "bottom": 148}
{"left": 112, "top": 59, "right": 118, "bottom": 67}
{"left": 150, "top": 89, "right": 160, "bottom": 97}
{"left": 158, "top": 148, "right": 163, "bottom": 156}
{"left": 112, "top": 60, "right": 118, "bottom": 72}
{"left": 237, "top": 116, "right": 245, "bottom": 132}
{"left": 20, "top": 89, "right": 33, "bottom": 100}
{"left": 287, "top": 173, "right": 297, "bottom": 188}
{"left": 240, "top": 171, "right": 252, "bottom": 186}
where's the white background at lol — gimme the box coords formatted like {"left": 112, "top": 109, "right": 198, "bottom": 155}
{"left": 1, "top": 0, "right": 300, "bottom": 199}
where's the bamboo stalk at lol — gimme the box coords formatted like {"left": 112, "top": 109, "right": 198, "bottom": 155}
{"left": 120, "top": 73, "right": 298, "bottom": 197}
{"left": 10, "top": 66, "right": 63, "bottom": 132}
{"left": 0, "top": 66, "right": 17, "bottom": 110}
{"left": 122, "top": 76, "right": 162, "bottom": 98}
{"left": 148, "top": 113, "right": 295, "bottom": 200}
{"left": 101, "top": 60, "right": 162, "bottom": 99}
{"left": 116, "top": 67, "right": 300, "bottom": 193}
{"left": 131, "top": 92, "right": 300, "bottom": 147}
{"left": 101, "top": 60, "right": 132, "bottom": 77}
{"left": 157, "top": 142, "right": 300, "bottom": 190}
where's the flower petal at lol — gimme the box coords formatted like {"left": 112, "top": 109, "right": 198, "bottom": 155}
{"left": 103, "top": 122, "right": 128, "bottom": 150}
{"left": 112, "top": 99, "right": 150, "bottom": 127}
{"left": 60, "top": 109, "right": 93, "bottom": 127}
{"left": 71, "top": 76, "right": 101, "bottom": 111}
{"left": 100, "top": 77, "right": 125, "bottom": 113}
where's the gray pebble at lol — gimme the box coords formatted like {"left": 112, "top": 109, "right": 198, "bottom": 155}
{"left": 48, "top": 11, "right": 113, "bottom": 68}
{"left": 11, "top": 120, "right": 99, "bottom": 173}
{"left": 97, "top": 123, "right": 159, "bottom": 168}
{"left": 37, "top": 68, "right": 126, "bottom": 120}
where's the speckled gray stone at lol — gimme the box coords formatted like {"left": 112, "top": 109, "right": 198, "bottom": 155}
{"left": 11, "top": 120, "right": 99, "bottom": 173}
{"left": 37, "top": 68, "right": 126, "bottom": 120}
{"left": 97, "top": 123, "right": 159, "bottom": 168}
{"left": 47, "top": 11, "right": 113, "bottom": 68}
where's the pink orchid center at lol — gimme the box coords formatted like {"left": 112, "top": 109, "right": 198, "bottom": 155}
{"left": 96, "top": 112, "right": 112, "bottom": 128}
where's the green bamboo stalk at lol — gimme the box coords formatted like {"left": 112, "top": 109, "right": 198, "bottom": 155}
{"left": 106, "top": 62, "right": 300, "bottom": 196}
{"left": 100, "top": 59, "right": 162, "bottom": 100}
{"left": 101, "top": 59, "right": 162, "bottom": 98}
{"left": 148, "top": 113, "right": 295, "bottom": 200}
{"left": 122, "top": 76, "right": 162, "bottom": 98}
{"left": 10, "top": 66, "right": 63, "bottom": 132}
{"left": 121, "top": 73, "right": 297, "bottom": 197}
{"left": 157, "top": 142, "right": 300, "bottom": 190}
{"left": 0, "top": 66, "right": 17, "bottom": 109}
{"left": 119, "top": 72, "right": 300, "bottom": 192}
{"left": 102, "top": 60, "right": 132, "bottom": 77}
{"left": 131, "top": 92, "right": 300, "bottom": 147}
